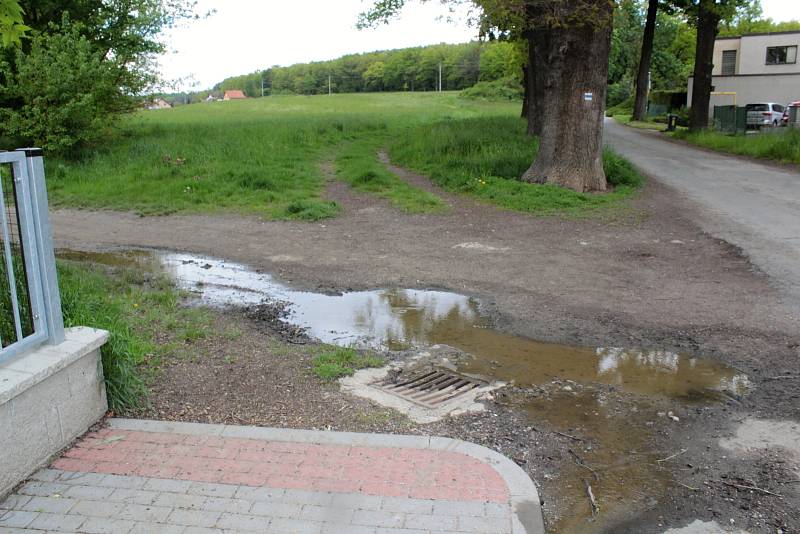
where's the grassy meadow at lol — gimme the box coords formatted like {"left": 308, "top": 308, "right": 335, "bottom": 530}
{"left": 47, "top": 92, "right": 644, "bottom": 218}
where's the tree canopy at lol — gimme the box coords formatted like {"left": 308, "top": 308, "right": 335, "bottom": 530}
{"left": 0, "top": 0, "right": 199, "bottom": 153}
{"left": 214, "top": 41, "right": 521, "bottom": 97}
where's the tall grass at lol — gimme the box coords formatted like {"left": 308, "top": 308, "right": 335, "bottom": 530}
{"left": 47, "top": 93, "right": 517, "bottom": 219}
{"left": 57, "top": 259, "right": 211, "bottom": 412}
{"left": 672, "top": 128, "right": 800, "bottom": 165}
{"left": 390, "top": 116, "right": 644, "bottom": 215}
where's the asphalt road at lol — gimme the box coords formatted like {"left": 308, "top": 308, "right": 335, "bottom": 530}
{"left": 604, "top": 118, "right": 800, "bottom": 313}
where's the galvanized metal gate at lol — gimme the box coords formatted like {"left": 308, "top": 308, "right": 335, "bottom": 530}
{"left": 0, "top": 149, "right": 64, "bottom": 363}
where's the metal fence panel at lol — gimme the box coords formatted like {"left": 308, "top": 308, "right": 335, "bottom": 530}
{"left": 0, "top": 149, "right": 61, "bottom": 363}
{"left": 713, "top": 106, "right": 747, "bottom": 134}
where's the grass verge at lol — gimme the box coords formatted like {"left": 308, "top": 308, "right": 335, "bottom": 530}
{"left": 389, "top": 116, "right": 645, "bottom": 216}
{"left": 334, "top": 137, "right": 447, "bottom": 213}
{"left": 613, "top": 114, "right": 668, "bottom": 132}
{"left": 312, "top": 346, "right": 385, "bottom": 380}
{"left": 671, "top": 128, "right": 800, "bottom": 165}
{"left": 57, "top": 258, "right": 211, "bottom": 412}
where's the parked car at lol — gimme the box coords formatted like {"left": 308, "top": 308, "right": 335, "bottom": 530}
{"left": 745, "top": 102, "right": 785, "bottom": 129}
{"left": 782, "top": 101, "right": 800, "bottom": 126}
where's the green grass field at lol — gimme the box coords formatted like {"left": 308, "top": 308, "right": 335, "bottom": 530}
{"left": 47, "top": 92, "right": 643, "bottom": 218}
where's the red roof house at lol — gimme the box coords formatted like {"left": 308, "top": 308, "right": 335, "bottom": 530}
{"left": 223, "top": 90, "right": 247, "bottom": 100}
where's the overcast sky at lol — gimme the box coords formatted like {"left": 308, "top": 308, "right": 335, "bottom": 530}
{"left": 159, "top": 0, "right": 798, "bottom": 91}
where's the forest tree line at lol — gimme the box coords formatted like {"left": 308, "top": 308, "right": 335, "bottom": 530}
{"left": 196, "top": 0, "right": 798, "bottom": 108}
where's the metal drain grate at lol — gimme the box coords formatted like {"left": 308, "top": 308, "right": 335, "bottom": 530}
{"left": 373, "top": 369, "right": 484, "bottom": 408}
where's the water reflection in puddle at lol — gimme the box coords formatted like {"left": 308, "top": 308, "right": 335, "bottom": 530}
{"left": 60, "top": 249, "right": 748, "bottom": 400}
{"left": 157, "top": 253, "right": 747, "bottom": 399}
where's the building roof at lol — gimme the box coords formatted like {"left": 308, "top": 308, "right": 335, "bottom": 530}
{"left": 224, "top": 90, "right": 247, "bottom": 99}
{"left": 717, "top": 29, "right": 800, "bottom": 40}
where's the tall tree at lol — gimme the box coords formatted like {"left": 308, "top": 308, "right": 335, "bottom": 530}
{"left": 688, "top": 0, "right": 721, "bottom": 130}
{"left": 361, "top": 0, "right": 616, "bottom": 193}
{"left": 632, "top": 0, "right": 659, "bottom": 121}
{"left": 676, "top": 0, "right": 745, "bottom": 131}
{"left": 1, "top": 0, "right": 199, "bottom": 152}
{"left": 520, "top": 0, "right": 613, "bottom": 192}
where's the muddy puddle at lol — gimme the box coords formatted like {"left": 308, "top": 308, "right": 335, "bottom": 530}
{"left": 61, "top": 249, "right": 750, "bottom": 532}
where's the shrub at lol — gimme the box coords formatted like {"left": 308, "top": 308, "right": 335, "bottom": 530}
{"left": 0, "top": 19, "right": 137, "bottom": 154}
{"left": 607, "top": 82, "right": 633, "bottom": 108}
{"left": 606, "top": 97, "right": 634, "bottom": 117}
{"left": 460, "top": 77, "right": 523, "bottom": 101}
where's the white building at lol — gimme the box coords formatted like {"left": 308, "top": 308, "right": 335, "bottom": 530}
{"left": 687, "top": 30, "right": 800, "bottom": 114}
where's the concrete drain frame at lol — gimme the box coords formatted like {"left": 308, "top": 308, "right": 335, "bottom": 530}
{"left": 340, "top": 358, "right": 505, "bottom": 424}
{"left": 373, "top": 369, "right": 486, "bottom": 409}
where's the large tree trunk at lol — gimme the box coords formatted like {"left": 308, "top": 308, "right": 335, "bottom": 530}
{"left": 521, "top": 0, "right": 613, "bottom": 193}
{"left": 689, "top": 0, "right": 721, "bottom": 131}
{"left": 632, "top": 0, "right": 658, "bottom": 122}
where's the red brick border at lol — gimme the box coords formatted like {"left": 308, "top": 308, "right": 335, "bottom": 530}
{"left": 53, "top": 429, "right": 509, "bottom": 503}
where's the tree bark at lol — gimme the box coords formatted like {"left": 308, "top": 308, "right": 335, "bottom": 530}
{"left": 521, "top": 0, "right": 613, "bottom": 193}
{"left": 689, "top": 0, "right": 721, "bottom": 131}
{"left": 632, "top": 0, "right": 658, "bottom": 122}
{"left": 521, "top": 64, "right": 529, "bottom": 119}
{"left": 525, "top": 30, "right": 546, "bottom": 137}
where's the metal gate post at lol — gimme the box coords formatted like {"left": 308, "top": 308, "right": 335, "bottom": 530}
{"left": 17, "top": 148, "right": 65, "bottom": 345}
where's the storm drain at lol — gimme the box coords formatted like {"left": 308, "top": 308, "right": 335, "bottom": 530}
{"left": 373, "top": 369, "right": 485, "bottom": 408}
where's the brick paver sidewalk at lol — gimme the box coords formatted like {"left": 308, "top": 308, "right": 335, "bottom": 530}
{"left": 0, "top": 419, "right": 543, "bottom": 534}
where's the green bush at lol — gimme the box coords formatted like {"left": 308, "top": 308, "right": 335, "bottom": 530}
{"left": 460, "top": 77, "right": 523, "bottom": 101}
{"left": 0, "top": 19, "right": 137, "bottom": 154}
{"left": 607, "top": 82, "right": 633, "bottom": 108}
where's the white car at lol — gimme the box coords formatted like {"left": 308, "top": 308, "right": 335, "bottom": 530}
{"left": 745, "top": 102, "right": 785, "bottom": 129}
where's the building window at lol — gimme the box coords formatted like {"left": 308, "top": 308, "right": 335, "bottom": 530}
{"left": 765, "top": 45, "right": 797, "bottom": 65}
{"left": 721, "top": 50, "right": 737, "bottom": 75}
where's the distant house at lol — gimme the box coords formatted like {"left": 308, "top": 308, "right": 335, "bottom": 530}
{"left": 205, "top": 94, "right": 218, "bottom": 102}
{"left": 147, "top": 98, "right": 172, "bottom": 110}
{"left": 687, "top": 30, "right": 800, "bottom": 115}
{"left": 223, "top": 90, "right": 247, "bottom": 100}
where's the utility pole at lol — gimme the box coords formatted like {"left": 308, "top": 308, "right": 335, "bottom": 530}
{"left": 261, "top": 76, "right": 265, "bottom": 97}
{"left": 328, "top": 75, "right": 332, "bottom": 95}
{"left": 438, "top": 62, "right": 442, "bottom": 92}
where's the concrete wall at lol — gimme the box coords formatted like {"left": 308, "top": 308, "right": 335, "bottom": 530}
{"left": 740, "top": 34, "right": 800, "bottom": 75}
{"left": 687, "top": 73, "right": 800, "bottom": 115}
{"left": 0, "top": 327, "right": 108, "bottom": 497}
{"left": 713, "top": 33, "right": 800, "bottom": 76}
{"left": 713, "top": 38, "right": 741, "bottom": 75}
